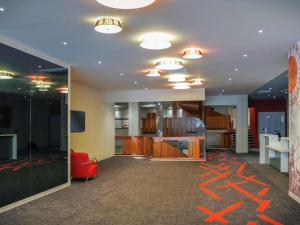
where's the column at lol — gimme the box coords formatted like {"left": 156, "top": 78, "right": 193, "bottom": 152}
{"left": 236, "top": 95, "right": 249, "bottom": 153}
{"left": 128, "top": 102, "right": 140, "bottom": 136}
{"left": 156, "top": 103, "right": 163, "bottom": 137}
{"left": 288, "top": 41, "right": 300, "bottom": 203}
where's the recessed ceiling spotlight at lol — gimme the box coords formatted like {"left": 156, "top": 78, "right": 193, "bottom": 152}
{"left": 140, "top": 33, "right": 171, "bottom": 50}
{"left": 98, "top": 61, "right": 102, "bottom": 64}
{"left": 147, "top": 69, "right": 161, "bottom": 77}
{"left": 234, "top": 68, "right": 238, "bottom": 72}
{"left": 183, "top": 48, "right": 203, "bottom": 59}
{"left": 120, "top": 73, "right": 124, "bottom": 76}
{"left": 155, "top": 58, "right": 184, "bottom": 70}
{"left": 243, "top": 54, "right": 248, "bottom": 58}
{"left": 134, "top": 81, "right": 138, "bottom": 84}
{"left": 258, "top": 29, "right": 264, "bottom": 34}
{"left": 95, "top": 17, "right": 122, "bottom": 34}
{"left": 0, "top": 71, "right": 13, "bottom": 79}
{"left": 96, "top": 0, "right": 156, "bottom": 9}
{"left": 190, "top": 79, "right": 204, "bottom": 86}
{"left": 62, "top": 41, "right": 68, "bottom": 46}
{"left": 0, "top": 7, "right": 5, "bottom": 12}
{"left": 228, "top": 77, "right": 232, "bottom": 81}
{"left": 168, "top": 74, "right": 186, "bottom": 82}
{"left": 172, "top": 83, "right": 191, "bottom": 90}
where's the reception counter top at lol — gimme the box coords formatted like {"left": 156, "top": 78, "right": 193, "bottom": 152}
{"left": 259, "top": 134, "right": 289, "bottom": 172}
{"left": 152, "top": 136, "right": 205, "bottom": 142}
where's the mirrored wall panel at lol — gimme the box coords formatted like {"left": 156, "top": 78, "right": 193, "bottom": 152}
{"left": 0, "top": 43, "right": 69, "bottom": 208}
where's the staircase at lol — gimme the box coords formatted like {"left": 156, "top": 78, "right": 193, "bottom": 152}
{"left": 178, "top": 101, "right": 203, "bottom": 119}
{"left": 231, "top": 129, "right": 256, "bottom": 149}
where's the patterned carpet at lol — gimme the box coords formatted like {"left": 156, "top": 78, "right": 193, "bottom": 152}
{"left": 0, "top": 150, "right": 300, "bottom": 225}
{"left": 196, "top": 149, "right": 300, "bottom": 225}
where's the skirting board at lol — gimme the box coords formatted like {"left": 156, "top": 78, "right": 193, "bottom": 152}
{"left": 0, "top": 182, "right": 71, "bottom": 214}
{"left": 289, "top": 191, "right": 300, "bottom": 204}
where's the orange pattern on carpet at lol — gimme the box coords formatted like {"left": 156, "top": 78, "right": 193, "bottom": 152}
{"left": 196, "top": 149, "right": 283, "bottom": 225}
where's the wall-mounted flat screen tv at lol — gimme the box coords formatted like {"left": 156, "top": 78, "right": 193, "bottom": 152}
{"left": 71, "top": 110, "right": 85, "bottom": 132}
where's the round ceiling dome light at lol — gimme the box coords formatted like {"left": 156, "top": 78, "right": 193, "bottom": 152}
{"left": 172, "top": 83, "right": 191, "bottom": 90}
{"left": 190, "top": 78, "right": 204, "bottom": 85}
{"left": 38, "top": 88, "right": 48, "bottom": 92}
{"left": 155, "top": 58, "right": 184, "bottom": 70}
{"left": 183, "top": 48, "right": 203, "bottom": 59}
{"left": 95, "top": 17, "right": 122, "bottom": 34}
{"left": 96, "top": 0, "right": 156, "bottom": 9}
{"left": 58, "top": 87, "right": 69, "bottom": 94}
{"left": 35, "top": 81, "right": 51, "bottom": 89}
{"left": 140, "top": 33, "right": 171, "bottom": 50}
{"left": 147, "top": 69, "right": 161, "bottom": 77}
{"left": 0, "top": 71, "right": 13, "bottom": 79}
{"left": 168, "top": 74, "right": 186, "bottom": 82}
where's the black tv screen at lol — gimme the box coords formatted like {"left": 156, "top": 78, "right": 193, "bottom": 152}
{"left": 71, "top": 111, "right": 85, "bottom": 132}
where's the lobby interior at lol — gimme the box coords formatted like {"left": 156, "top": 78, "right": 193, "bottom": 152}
{"left": 1, "top": 0, "right": 300, "bottom": 224}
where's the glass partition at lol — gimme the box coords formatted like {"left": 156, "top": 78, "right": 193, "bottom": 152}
{"left": 0, "top": 43, "right": 69, "bottom": 208}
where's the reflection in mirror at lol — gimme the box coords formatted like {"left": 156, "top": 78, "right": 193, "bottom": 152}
{"left": 0, "top": 43, "right": 68, "bottom": 208}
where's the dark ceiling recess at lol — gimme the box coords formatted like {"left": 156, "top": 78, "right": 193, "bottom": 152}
{"left": 249, "top": 71, "right": 288, "bottom": 100}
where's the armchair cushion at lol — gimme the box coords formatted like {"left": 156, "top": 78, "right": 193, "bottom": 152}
{"left": 71, "top": 150, "right": 98, "bottom": 179}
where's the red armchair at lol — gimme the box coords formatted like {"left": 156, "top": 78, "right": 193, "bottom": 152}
{"left": 71, "top": 150, "right": 98, "bottom": 182}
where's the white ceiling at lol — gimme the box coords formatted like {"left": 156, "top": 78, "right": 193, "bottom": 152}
{"left": 1, "top": 0, "right": 300, "bottom": 95}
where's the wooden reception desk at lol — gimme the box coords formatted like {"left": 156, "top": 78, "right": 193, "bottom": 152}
{"left": 152, "top": 136, "right": 205, "bottom": 160}
{"left": 116, "top": 136, "right": 205, "bottom": 160}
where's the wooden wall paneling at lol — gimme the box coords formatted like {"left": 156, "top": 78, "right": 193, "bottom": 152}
{"left": 153, "top": 141, "right": 162, "bottom": 157}
{"left": 123, "top": 137, "right": 131, "bottom": 155}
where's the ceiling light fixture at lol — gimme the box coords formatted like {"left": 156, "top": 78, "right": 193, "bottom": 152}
{"left": 243, "top": 54, "right": 248, "bottom": 58}
{"left": 172, "top": 83, "right": 191, "bottom": 90}
{"left": 155, "top": 58, "right": 184, "bottom": 70}
{"left": 95, "top": 17, "right": 122, "bottom": 34}
{"left": 168, "top": 74, "right": 186, "bottom": 82}
{"left": 62, "top": 41, "right": 68, "bottom": 46}
{"left": 58, "top": 87, "right": 69, "bottom": 94}
{"left": 35, "top": 81, "right": 51, "bottom": 89}
{"left": 0, "top": 71, "right": 13, "bottom": 79}
{"left": 190, "top": 79, "right": 204, "bottom": 85}
{"left": 183, "top": 48, "right": 203, "bottom": 59}
{"left": 38, "top": 88, "right": 48, "bottom": 92}
{"left": 146, "top": 69, "right": 161, "bottom": 77}
{"left": 140, "top": 33, "right": 171, "bottom": 50}
{"left": 258, "top": 29, "right": 264, "bottom": 34}
{"left": 0, "top": 7, "right": 5, "bottom": 12}
{"left": 234, "top": 68, "right": 238, "bottom": 72}
{"left": 96, "top": 0, "right": 156, "bottom": 9}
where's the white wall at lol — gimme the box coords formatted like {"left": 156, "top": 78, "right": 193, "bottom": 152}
{"left": 205, "top": 95, "right": 249, "bottom": 153}
{"left": 103, "top": 88, "right": 205, "bottom": 103}
{"left": 71, "top": 81, "right": 115, "bottom": 160}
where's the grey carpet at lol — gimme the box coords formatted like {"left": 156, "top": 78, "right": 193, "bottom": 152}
{"left": 0, "top": 151, "right": 299, "bottom": 225}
